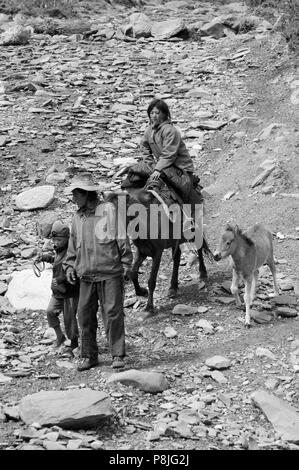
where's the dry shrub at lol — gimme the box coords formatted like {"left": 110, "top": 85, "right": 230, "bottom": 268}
{"left": 245, "top": 0, "right": 299, "bottom": 50}
{"left": 0, "top": 0, "right": 78, "bottom": 18}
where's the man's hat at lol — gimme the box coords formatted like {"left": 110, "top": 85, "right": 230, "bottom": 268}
{"left": 65, "top": 172, "right": 106, "bottom": 194}
{"left": 51, "top": 220, "right": 70, "bottom": 238}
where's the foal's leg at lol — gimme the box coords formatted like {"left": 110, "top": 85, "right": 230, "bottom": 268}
{"left": 244, "top": 277, "right": 253, "bottom": 327}
{"left": 197, "top": 248, "right": 208, "bottom": 281}
{"left": 250, "top": 269, "right": 259, "bottom": 306}
{"left": 231, "top": 268, "right": 242, "bottom": 307}
{"left": 168, "top": 245, "right": 181, "bottom": 298}
{"left": 268, "top": 259, "right": 279, "bottom": 296}
{"left": 144, "top": 250, "right": 163, "bottom": 318}
{"left": 131, "top": 249, "right": 147, "bottom": 297}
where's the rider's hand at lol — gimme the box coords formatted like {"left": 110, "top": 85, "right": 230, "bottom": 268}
{"left": 35, "top": 253, "right": 44, "bottom": 263}
{"left": 149, "top": 170, "right": 161, "bottom": 182}
{"left": 123, "top": 266, "right": 131, "bottom": 282}
{"left": 66, "top": 268, "right": 77, "bottom": 285}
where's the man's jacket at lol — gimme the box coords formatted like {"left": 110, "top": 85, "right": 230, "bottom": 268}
{"left": 63, "top": 201, "right": 132, "bottom": 282}
{"left": 140, "top": 120, "right": 194, "bottom": 173}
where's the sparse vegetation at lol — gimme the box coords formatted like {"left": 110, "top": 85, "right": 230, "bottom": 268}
{"left": 245, "top": 0, "right": 299, "bottom": 50}
{"left": 0, "top": 0, "right": 78, "bottom": 18}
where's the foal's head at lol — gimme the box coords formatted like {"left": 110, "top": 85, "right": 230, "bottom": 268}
{"left": 214, "top": 224, "right": 254, "bottom": 261}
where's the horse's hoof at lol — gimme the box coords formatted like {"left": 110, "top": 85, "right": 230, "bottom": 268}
{"left": 199, "top": 272, "right": 208, "bottom": 282}
{"left": 136, "top": 287, "right": 148, "bottom": 297}
{"left": 143, "top": 309, "right": 157, "bottom": 320}
{"left": 167, "top": 288, "right": 178, "bottom": 298}
{"left": 244, "top": 323, "right": 251, "bottom": 329}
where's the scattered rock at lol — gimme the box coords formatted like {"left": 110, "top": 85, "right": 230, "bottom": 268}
{"left": 251, "top": 390, "right": 299, "bottom": 443}
{"left": 205, "top": 356, "right": 231, "bottom": 370}
{"left": 172, "top": 304, "right": 198, "bottom": 315}
{"left": 210, "top": 370, "right": 228, "bottom": 384}
{"left": 274, "top": 295, "right": 298, "bottom": 306}
{"left": 163, "top": 326, "right": 178, "bottom": 338}
{"left": 15, "top": 186, "right": 55, "bottom": 211}
{"left": 277, "top": 307, "right": 298, "bottom": 318}
{"left": 196, "top": 319, "right": 214, "bottom": 334}
{"left": 251, "top": 310, "right": 273, "bottom": 324}
{"left": 129, "top": 13, "right": 152, "bottom": 38}
{"left": 19, "top": 389, "right": 112, "bottom": 429}
{"left": 151, "top": 18, "right": 186, "bottom": 40}
{"left": 255, "top": 347, "right": 276, "bottom": 360}
{"left": 0, "top": 25, "right": 32, "bottom": 46}
{"left": 200, "top": 18, "right": 231, "bottom": 39}
{"left": 45, "top": 173, "right": 66, "bottom": 184}
{"left": 251, "top": 166, "right": 275, "bottom": 188}
{"left": 107, "top": 369, "right": 169, "bottom": 394}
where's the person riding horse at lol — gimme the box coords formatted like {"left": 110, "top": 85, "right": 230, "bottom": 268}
{"left": 140, "top": 98, "right": 203, "bottom": 205}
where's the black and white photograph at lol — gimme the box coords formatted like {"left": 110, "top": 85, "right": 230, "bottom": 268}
{"left": 0, "top": 0, "right": 298, "bottom": 456}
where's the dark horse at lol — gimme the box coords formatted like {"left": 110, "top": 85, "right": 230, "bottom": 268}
{"left": 111, "top": 172, "right": 212, "bottom": 319}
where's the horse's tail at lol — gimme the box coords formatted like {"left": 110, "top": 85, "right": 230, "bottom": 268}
{"left": 202, "top": 235, "right": 214, "bottom": 262}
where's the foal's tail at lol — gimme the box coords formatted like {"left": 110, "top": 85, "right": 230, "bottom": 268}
{"left": 202, "top": 235, "right": 214, "bottom": 262}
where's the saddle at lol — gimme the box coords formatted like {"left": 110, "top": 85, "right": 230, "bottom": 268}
{"left": 123, "top": 162, "right": 203, "bottom": 207}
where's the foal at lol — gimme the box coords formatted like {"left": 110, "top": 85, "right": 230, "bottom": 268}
{"left": 214, "top": 223, "right": 279, "bottom": 327}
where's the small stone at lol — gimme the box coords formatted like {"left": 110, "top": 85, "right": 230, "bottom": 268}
{"left": 210, "top": 370, "right": 228, "bottom": 384}
{"left": 196, "top": 319, "right": 214, "bottom": 333}
{"left": 90, "top": 440, "right": 104, "bottom": 450}
{"left": 251, "top": 310, "right": 272, "bottom": 324}
{"left": 265, "top": 378, "right": 279, "bottom": 390}
{"left": 163, "top": 327, "right": 178, "bottom": 338}
{"left": 277, "top": 307, "right": 298, "bottom": 318}
{"left": 217, "top": 297, "right": 235, "bottom": 305}
{"left": 205, "top": 356, "right": 231, "bottom": 370}
{"left": 255, "top": 347, "right": 276, "bottom": 360}
{"left": 274, "top": 295, "right": 298, "bottom": 306}
{"left": 43, "top": 441, "right": 66, "bottom": 450}
{"left": 172, "top": 304, "right": 198, "bottom": 315}
{"left": 197, "top": 306, "right": 209, "bottom": 314}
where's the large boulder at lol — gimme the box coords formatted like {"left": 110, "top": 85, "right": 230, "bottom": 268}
{"left": 5, "top": 269, "right": 52, "bottom": 311}
{"left": 0, "top": 25, "right": 32, "bottom": 46}
{"left": 107, "top": 369, "right": 169, "bottom": 393}
{"left": 151, "top": 18, "right": 186, "bottom": 40}
{"left": 19, "top": 389, "right": 113, "bottom": 429}
{"left": 199, "top": 18, "right": 230, "bottom": 39}
{"left": 129, "top": 13, "right": 152, "bottom": 38}
{"left": 251, "top": 390, "right": 299, "bottom": 443}
{"left": 15, "top": 185, "right": 55, "bottom": 211}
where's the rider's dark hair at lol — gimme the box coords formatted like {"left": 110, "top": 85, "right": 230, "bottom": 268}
{"left": 147, "top": 99, "right": 171, "bottom": 121}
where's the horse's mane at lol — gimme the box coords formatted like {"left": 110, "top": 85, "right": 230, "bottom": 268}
{"left": 225, "top": 224, "right": 255, "bottom": 246}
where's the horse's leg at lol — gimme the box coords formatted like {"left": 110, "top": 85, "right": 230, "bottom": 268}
{"left": 250, "top": 269, "right": 259, "bottom": 306}
{"left": 244, "top": 277, "right": 252, "bottom": 328}
{"left": 144, "top": 250, "right": 163, "bottom": 318}
{"left": 131, "top": 248, "right": 148, "bottom": 297}
{"left": 197, "top": 248, "right": 208, "bottom": 281}
{"left": 268, "top": 259, "right": 280, "bottom": 296}
{"left": 231, "top": 268, "right": 242, "bottom": 307}
{"left": 168, "top": 245, "right": 181, "bottom": 298}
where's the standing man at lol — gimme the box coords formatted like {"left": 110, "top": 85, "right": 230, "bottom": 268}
{"left": 64, "top": 172, "right": 132, "bottom": 371}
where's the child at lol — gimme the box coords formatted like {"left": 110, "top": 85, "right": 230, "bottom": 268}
{"left": 37, "top": 220, "right": 80, "bottom": 351}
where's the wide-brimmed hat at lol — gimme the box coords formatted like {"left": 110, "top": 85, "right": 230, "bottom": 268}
{"left": 65, "top": 172, "right": 105, "bottom": 194}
